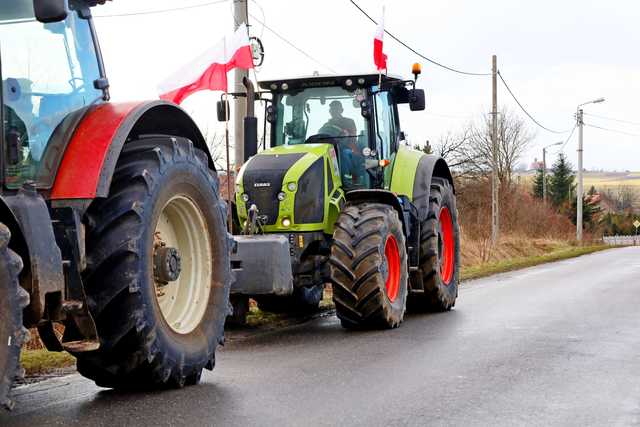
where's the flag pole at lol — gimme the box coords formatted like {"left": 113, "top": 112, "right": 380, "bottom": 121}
{"left": 377, "top": 6, "right": 385, "bottom": 90}
{"left": 224, "top": 91, "right": 233, "bottom": 232}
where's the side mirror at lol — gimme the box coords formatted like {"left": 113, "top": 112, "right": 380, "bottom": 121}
{"left": 216, "top": 100, "right": 230, "bottom": 122}
{"left": 33, "top": 0, "right": 68, "bottom": 23}
{"left": 409, "top": 89, "right": 426, "bottom": 111}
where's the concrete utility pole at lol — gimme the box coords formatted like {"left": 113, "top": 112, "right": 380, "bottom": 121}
{"left": 542, "top": 142, "right": 563, "bottom": 204}
{"left": 576, "top": 97, "right": 605, "bottom": 241}
{"left": 233, "top": 0, "right": 248, "bottom": 168}
{"left": 576, "top": 108, "right": 584, "bottom": 241}
{"left": 491, "top": 55, "right": 499, "bottom": 245}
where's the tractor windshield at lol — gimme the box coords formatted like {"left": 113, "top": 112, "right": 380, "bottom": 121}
{"left": 274, "top": 86, "right": 369, "bottom": 147}
{"left": 273, "top": 86, "right": 370, "bottom": 188}
{"left": 0, "top": 1, "right": 102, "bottom": 189}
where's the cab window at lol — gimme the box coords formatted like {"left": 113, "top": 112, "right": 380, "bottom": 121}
{"left": 1, "top": 1, "right": 102, "bottom": 189}
{"left": 374, "top": 90, "right": 397, "bottom": 161}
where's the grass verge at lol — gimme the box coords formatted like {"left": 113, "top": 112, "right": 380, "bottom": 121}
{"left": 20, "top": 350, "right": 76, "bottom": 377}
{"left": 461, "top": 244, "right": 612, "bottom": 281}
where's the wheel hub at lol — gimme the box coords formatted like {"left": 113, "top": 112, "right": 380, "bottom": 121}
{"left": 154, "top": 246, "right": 182, "bottom": 284}
{"left": 153, "top": 195, "right": 212, "bottom": 335}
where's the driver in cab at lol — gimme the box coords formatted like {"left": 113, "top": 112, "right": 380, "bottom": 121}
{"left": 319, "top": 100, "right": 364, "bottom": 186}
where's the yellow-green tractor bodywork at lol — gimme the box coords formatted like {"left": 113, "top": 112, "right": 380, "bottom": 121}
{"left": 236, "top": 143, "right": 345, "bottom": 235}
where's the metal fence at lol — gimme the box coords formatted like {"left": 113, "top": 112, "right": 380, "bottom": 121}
{"left": 603, "top": 235, "right": 640, "bottom": 246}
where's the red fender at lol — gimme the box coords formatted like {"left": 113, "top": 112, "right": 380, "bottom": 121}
{"left": 50, "top": 101, "right": 209, "bottom": 200}
{"left": 51, "top": 102, "right": 143, "bottom": 200}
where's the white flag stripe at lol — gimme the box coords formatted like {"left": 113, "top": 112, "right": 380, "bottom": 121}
{"left": 158, "top": 24, "right": 250, "bottom": 94}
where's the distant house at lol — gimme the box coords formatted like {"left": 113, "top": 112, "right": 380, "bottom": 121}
{"left": 530, "top": 157, "right": 544, "bottom": 171}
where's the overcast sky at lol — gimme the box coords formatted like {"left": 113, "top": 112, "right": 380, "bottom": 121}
{"left": 93, "top": 0, "right": 640, "bottom": 171}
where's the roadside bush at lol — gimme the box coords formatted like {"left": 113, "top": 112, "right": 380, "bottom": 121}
{"left": 455, "top": 177, "right": 576, "bottom": 265}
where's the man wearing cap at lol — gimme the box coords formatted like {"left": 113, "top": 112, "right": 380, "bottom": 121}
{"left": 319, "top": 100, "right": 365, "bottom": 187}
{"left": 321, "top": 100, "right": 357, "bottom": 137}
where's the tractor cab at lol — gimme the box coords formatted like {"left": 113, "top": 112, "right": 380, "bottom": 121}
{"left": 260, "top": 74, "right": 425, "bottom": 191}
{"left": 0, "top": 0, "right": 108, "bottom": 190}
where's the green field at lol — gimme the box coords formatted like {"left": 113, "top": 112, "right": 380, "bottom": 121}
{"left": 581, "top": 171, "right": 640, "bottom": 188}
{"left": 517, "top": 171, "right": 640, "bottom": 189}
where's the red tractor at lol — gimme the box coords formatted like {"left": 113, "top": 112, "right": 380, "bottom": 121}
{"left": 1, "top": 0, "right": 232, "bottom": 409}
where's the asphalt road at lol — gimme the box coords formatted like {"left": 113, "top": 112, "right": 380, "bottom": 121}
{"left": 3, "top": 247, "right": 640, "bottom": 427}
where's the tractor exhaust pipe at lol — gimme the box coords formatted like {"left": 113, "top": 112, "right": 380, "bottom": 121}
{"left": 243, "top": 77, "right": 258, "bottom": 161}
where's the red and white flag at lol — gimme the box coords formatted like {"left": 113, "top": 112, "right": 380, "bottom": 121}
{"left": 373, "top": 8, "right": 387, "bottom": 71}
{"left": 159, "top": 24, "right": 254, "bottom": 104}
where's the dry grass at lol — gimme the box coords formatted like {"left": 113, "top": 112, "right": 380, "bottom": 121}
{"left": 20, "top": 350, "right": 76, "bottom": 376}
{"left": 460, "top": 243, "right": 609, "bottom": 281}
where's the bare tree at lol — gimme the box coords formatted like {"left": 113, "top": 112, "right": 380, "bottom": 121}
{"left": 616, "top": 185, "right": 638, "bottom": 211}
{"left": 433, "top": 128, "right": 473, "bottom": 170}
{"left": 457, "top": 108, "right": 535, "bottom": 185}
{"left": 203, "top": 124, "right": 232, "bottom": 172}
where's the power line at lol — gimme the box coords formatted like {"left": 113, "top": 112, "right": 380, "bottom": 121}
{"left": 559, "top": 124, "right": 577, "bottom": 150}
{"left": 248, "top": 13, "right": 338, "bottom": 74}
{"left": 94, "top": 0, "right": 228, "bottom": 18}
{"left": 348, "top": 0, "right": 490, "bottom": 77}
{"left": 585, "top": 124, "right": 640, "bottom": 138}
{"left": 583, "top": 113, "right": 640, "bottom": 127}
{"left": 497, "top": 70, "right": 572, "bottom": 134}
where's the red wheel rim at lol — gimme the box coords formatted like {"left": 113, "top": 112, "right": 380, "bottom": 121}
{"left": 439, "top": 207, "right": 455, "bottom": 285}
{"left": 384, "top": 235, "right": 401, "bottom": 302}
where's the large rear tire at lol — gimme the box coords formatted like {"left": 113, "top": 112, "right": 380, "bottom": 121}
{"left": 0, "top": 223, "right": 29, "bottom": 410}
{"left": 329, "top": 203, "right": 408, "bottom": 329}
{"left": 75, "top": 136, "right": 232, "bottom": 389}
{"left": 409, "top": 177, "right": 460, "bottom": 311}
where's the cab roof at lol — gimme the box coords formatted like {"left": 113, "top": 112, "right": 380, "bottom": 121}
{"left": 258, "top": 73, "right": 406, "bottom": 92}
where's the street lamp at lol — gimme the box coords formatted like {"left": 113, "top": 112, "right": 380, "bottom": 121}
{"left": 576, "top": 97, "right": 605, "bottom": 241}
{"left": 542, "top": 141, "right": 563, "bottom": 204}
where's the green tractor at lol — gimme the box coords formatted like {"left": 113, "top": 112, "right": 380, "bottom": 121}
{"left": 228, "top": 70, "right": 460, "bottom": 328}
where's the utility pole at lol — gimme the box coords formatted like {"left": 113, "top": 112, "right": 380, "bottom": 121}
{"left": 575, "top": 97, "right": 604, "bottom": 242}
{"left": 233, "top": 0, "right": 248, "bottom": 168}
{"left": 542, "top": 147, "right": 547, "bottom": 204}
{"left": 491, "top": 55, "right": 499, "bottom": 245}
{"left": 576, "top": 107, "right": 584, "bottom": 242}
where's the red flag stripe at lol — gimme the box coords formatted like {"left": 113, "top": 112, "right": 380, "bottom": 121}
{"left": 160, "top": 45, "right": 253, "bottom": 104}
{"left": 158, "top": 24, "right": 253, "bottom": 103}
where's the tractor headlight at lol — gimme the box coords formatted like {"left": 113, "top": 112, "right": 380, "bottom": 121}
{"left": 281, "top": 217, "right": 291, "bottom": 228}
{"left": 277, "top": 192, "right": 286, "bottom": 201}
{"left": 241, "top": 193, "right": 250, "bottom": 202}
{"left": 287, "top": 182, "right": 297, "bottom": 192}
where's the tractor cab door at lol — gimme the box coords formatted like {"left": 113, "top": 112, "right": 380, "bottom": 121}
{"left": 0, "top": 1, "right": 104, "bottom": 190}
{"left": 372, "top": 89, "right": 399, "bottom": 189}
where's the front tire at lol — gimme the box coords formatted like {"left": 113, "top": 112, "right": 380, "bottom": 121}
{"left": 0, "top": 224, "right": 29, "bottom": 410}
{"left": 329, "top": 203, "right": 408, "bottom": 329}
{"left": 409, "top": 177, "right": 460, "bottom": 311}
{"left": 76, "top": 136, "right": 231, "bottom": 389}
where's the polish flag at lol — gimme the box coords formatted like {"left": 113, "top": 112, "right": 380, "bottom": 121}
{"left": 373, "top": 9, "right": 387, "bottom": 71}
{"left": 159, "top": 24, "right": 254, "bottom": 104}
